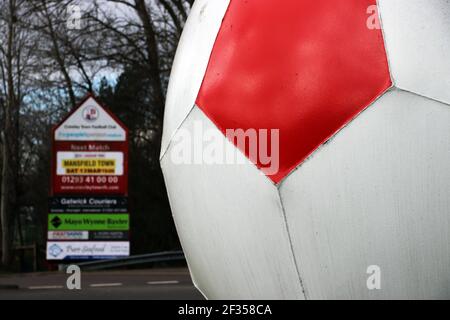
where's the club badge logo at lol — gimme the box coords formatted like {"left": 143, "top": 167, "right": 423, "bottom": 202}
{"left": 82, "top": 105, "right": 99, "bottom": 122}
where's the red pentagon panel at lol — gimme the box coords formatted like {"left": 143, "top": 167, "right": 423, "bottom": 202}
{"left": 196, "top": 0, "right": 392, "bottom": 184}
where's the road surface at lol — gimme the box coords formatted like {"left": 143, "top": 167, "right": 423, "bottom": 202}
{"left": 0, "top": 268, "right": 204, "bottom": 300}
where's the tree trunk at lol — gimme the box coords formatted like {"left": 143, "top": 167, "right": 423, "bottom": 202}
{"left": 134, "top": 0, "right": 166, "bottom": 157}
{"left": 1, "top": 0, "right": 18, "bottom": 268}
{"left": 134, "top": 0, "right": 165, "bottom": 112}
{"left": 1, "top": 139, "right": 12, "bottom": 267}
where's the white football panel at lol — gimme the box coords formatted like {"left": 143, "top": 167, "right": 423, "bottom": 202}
{"left": 161, "top": 106, "right": 305, "bottom": 300}
{"left": 280, "top": 89, "right": 450, "bottom": 299}
{"left": 378, "top": 0, "right": 450, "bottom": 105}
{"left": 161, "top": 0, "right": 231, "bottom": 159}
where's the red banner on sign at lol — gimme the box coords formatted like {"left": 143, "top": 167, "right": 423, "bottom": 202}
{"left": 51, "top": 95, "right": 129, "bottom": 196}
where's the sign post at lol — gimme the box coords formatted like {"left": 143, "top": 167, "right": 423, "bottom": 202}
{"left": 47, "top": 95, "right": 130, "bottom": 261}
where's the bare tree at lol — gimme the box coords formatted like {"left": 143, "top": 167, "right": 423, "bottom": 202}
{"left": 28, "top": 0, "right": 98, "bottom": 108}
{"left": 0, "top": 0, "right": 41, "bottom": 267}
{"left": 86, "top": 0, "right": 191, "bottom": 167}
{"left": 0, "top": 0, "right": 20, "bottom": 266}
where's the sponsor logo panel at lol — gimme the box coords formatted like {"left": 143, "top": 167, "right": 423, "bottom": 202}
{"left": 46, "top": 242, "right": 130, "bottom": 260}
{"left": 90, "top": 231, "right": 129, "bottom": 241}
{"left": 48, "top": 231, "right": 129, "bottom": 241}
{"left": 48, "top": 214, "right": 129, "bottom": 231}
{"left": 49, "top": 196, "right": 128, "bottom": 213}
{"left": 48, "top": 231, "right": 89, "bottom": 240}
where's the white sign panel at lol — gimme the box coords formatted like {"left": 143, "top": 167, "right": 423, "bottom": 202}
{"left": 55, "top": 97, "right": 126, "bottom": 141}
{"left": 46, "top": 242, "right": 130, "bottom": 260}
{"left": 57, "top": 152, "right": 124, "bottom": 176}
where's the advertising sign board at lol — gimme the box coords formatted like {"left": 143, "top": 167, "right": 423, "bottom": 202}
{"left": 47, "top": 95, "right": 130, "bottom": 261}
